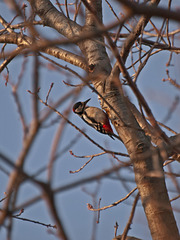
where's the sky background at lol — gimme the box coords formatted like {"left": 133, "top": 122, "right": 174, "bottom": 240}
{"left": 0, "top": 1, "right": 180, "bottom": 240}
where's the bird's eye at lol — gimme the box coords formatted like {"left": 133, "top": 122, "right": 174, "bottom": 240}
{"left": 73, "top": 102, "right": 81, "bottom": 112}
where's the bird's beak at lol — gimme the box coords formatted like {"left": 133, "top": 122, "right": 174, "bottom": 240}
{"left": 83, "top": 98, "right": 91, "bottom": 106}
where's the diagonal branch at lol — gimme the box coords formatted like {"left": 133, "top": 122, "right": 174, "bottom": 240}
{"left": 28, "top": 0, "right": 82, "bottom": 38}
{"left": 0, "top": 33, "right": 87, "bottom": 72}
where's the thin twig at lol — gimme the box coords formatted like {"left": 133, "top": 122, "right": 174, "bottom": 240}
{"left": 88, "top": 187, "right": 138, "bottom": 212}
{"left": 162, "top": 69, "right": 180, "bottom": 89}
{"left": 69, "top": 156, "right": 94, "bottom": 173}
{"left": 114, "top": 222, "right": 119, "bottom": 237}
{"left": 96, "top": 198, "right": 101, "bottom": 224}
{"left": 121, "top": 192, "right": 140, "bottom": 240}
{"left": 45, "top": 83, "right": 54, "bottom": 104}
{"left": 170, "top": 194, "right": 180, "bottom": 202}
{"left": 13, "top": 215, "right": 57, "bottom": 228}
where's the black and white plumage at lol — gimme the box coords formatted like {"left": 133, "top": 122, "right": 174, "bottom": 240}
{"left": 73, "top": 99, "right": 122, "bottom": 141}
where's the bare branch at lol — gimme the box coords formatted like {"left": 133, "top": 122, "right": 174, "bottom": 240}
{"left": 88, "top": 187, "right": 137, "bottom": 212}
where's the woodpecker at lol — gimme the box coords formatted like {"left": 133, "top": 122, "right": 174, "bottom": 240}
{"left": 73, "top": 99, "right": 122, "bottom": 141}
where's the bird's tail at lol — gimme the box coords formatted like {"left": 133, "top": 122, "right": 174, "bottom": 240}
{"left": 109, "top": 133, "right": 123, "bottom": 142}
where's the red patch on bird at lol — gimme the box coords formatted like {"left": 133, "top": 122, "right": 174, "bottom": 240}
{"left": 103, "top": 123, "right": 113, "bottom": 133}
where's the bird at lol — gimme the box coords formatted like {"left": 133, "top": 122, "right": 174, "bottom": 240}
{"left": 73, "top": 98, "right": 122, "bottom": 141}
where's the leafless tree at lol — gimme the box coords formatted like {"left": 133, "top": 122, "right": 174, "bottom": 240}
{"left": 0, "top": 1, "right": 180, "bottom": 240}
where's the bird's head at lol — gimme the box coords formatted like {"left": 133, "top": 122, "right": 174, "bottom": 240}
{"left": 73, "top": 98, "right": 91, "bottom": 115}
